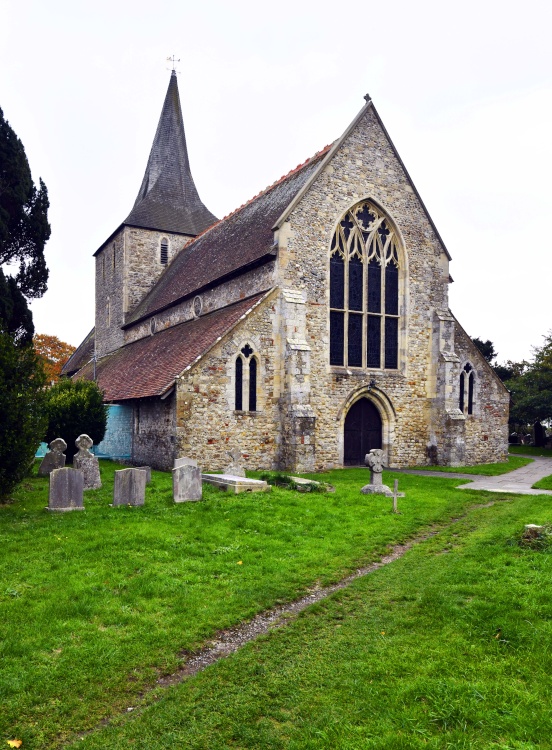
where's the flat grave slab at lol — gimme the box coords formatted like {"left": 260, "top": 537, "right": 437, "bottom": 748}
{"left": 201, "top": 473, "right": 270, "bottom": 494}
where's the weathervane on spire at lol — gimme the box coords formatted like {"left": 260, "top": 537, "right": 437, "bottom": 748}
{"left": 166, "top": 55, "right": 181, "bottom": 74}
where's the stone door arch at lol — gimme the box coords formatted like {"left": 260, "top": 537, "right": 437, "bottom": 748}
{"left": 343, "top": 398, "right": 382, "bottom": 465}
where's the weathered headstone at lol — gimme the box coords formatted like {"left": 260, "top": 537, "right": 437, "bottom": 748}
{"left": 174, "top": 456, "right": 198, "bottom": 469}
{"left": 224, "top": 448, "right": 245, "bottom": 477}
{"left": 361, "top": 449, "right": 404, "bottom": 497}
{"left": 202, "top": 473, "right": 270, "bottom": 494}
{"left": 47, "top": 467, "right": 84, "bottom": 511}
{"left": 173, "top": 464, "right": 202, "bottom": 502}
{"left": 73, "top": 434, "right": 102, "bottom": 489}
{"left": 135, "top": 466, "right": 152, "bottom": 483}
{"left": 113, "top": 468, "right": 147, "bottom": 506}
{"left": 38, "top": 438, "right": 67, "bottom": 476}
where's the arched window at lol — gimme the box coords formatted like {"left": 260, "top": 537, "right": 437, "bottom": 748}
{"left": 234, "top": 344, "right": 259, "bottom": 413}
{"left": 249, "top": 357, "right": 257, "bottom": 411}
{"left": 160, "top": 238, "right": 169, "bottom": 265}
{"left": 329, "top": 201, "right": 400, "bottom": 369}
{"left": 235, "top": 357, "right": 243, "bottom": 410}
{"left": 459, "top": 363, "right": 474, "bottom": 415}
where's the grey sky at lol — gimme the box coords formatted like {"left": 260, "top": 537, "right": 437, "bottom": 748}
{"left": 1, "top": 0, "right": 550, "bottom": 362}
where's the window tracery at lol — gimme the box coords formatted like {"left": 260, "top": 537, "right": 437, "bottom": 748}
{"left": 234, "top": 343, "right": 259, "bottom": 412}
{"left": 459, "top": 363, "right": 474, "bottom": 415}
{"left": 330, "top": 201, "right": 400, "bottom": 369}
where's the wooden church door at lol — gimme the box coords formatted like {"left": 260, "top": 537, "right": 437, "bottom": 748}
{"left": 343, "top": 398, "right": 382, "bottom": 465}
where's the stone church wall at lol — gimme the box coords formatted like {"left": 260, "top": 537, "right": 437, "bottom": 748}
{"left": 95, "top": 231, "right": 126, "bottom": 357}
{"left": 173, "top": 292, "right": 282, "bottom": 472}
{"left": 124, "top": 262, "right": 276, "bottom": 345}
{"left": 452, "top": 322, "right": 509, "bottom": 464}
{"left": 131, "top": 396, "right": 176, "bottom": 471}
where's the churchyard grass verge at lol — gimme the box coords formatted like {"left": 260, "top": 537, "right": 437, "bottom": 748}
{"left": 410, "top": 455, "right": 532, "bottom": 475}
{"left": 66, "top": 488, "right": 552, "bottom": 750}
{"left": 509, "top": 445, "right": 552, "bottom": 457}
{"left": 532, "top": 474, "right": 552, "bottom": 490}
{"left": 0, "top": 462, "right": 537, "bottom": 748}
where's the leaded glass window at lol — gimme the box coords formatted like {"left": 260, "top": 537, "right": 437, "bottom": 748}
{"left": 249, "top": 358, "right": 257, "bottom": 411}
{"left": 329, "top": 201, "right": 401, "bottom": 369}
{"left": 234, "top": 346, "right": 259, "bottom": 413}
{"left": 235, "top": 357, "right": 243, "bottom": 410}
{"left": 459, "top": 363, "right": 474, "bottom": 415}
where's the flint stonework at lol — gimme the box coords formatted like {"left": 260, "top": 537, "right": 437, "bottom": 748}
{"left": 38, "top": 438, "right": 67, "bottom": 477}
{"left": 73, "top": 434, "right": 101, "bottom": 489}
{"left": 113, "top": 468, "right": 146, "bottom": 506}
{"left": 173, "top": 464, "right": 202, "bottom": 502}
{"left": 48, "top": 468, "right": 84, "bottom": 511}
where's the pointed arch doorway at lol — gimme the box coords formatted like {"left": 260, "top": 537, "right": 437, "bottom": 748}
{"left": 343, "top": 398, "right": 382, "bottom": 465}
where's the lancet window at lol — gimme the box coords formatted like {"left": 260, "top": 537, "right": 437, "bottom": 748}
{"left": 459, "top": 363, "right": 474, "bottom": 415}
{"left": 330, "top": 201, "right": 401, "bottom": 369}
{"left": 234, "top": 344, "right": 258, "bottom": 412}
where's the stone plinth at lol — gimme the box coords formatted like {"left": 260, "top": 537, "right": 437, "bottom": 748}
{"left": 201, "top": 474, "right": 270, "bottom": 494}
{"left": 38, "top": 438, "right": 67, "bottom": 476}
{"left": 173, "top": 464, "right": 202, "bottom": 502}
{"left": 48, "top": 467, "right": 84, "bottom": 511}
{"left": 113, "top": 468, "right": 147, "bottom": 506}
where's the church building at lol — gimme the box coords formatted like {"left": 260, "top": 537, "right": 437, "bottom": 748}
{"left": 64, "top": 72, "right": 509, "bottom": 472}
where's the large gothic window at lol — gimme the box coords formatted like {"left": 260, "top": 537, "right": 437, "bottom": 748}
{"left": 330, "top": 201, "right": 401, "bottom": 369}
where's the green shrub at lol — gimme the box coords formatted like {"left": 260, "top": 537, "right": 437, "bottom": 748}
{"left": 0, "top": 332, "right": 46, "bottom": 500}
{"left": 44, "top": 379, "right": 107, "bottom": 462}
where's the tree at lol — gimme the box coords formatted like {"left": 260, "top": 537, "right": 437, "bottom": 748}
{"left": 0, "top": 106, "right": 50, "bottom": 499}
{"left": 44, "top": 379, "right": 108, "bottom": 463}
{"left": 472, "top": 337, "right": 497, "bottom": 364}
{"left": 0, "top": 332, "right": 46, "bottom": 500}
{"left": 0, "top": 107, "right": 50, "bottom": 301}
{"left": 506, "top": 332, "right": 552, "bottom": 427}
{"left": 34, "top": 334, "right": 75, "bottom": 385}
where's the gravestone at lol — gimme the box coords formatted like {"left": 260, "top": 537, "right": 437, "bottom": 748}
{"left": 361, "top": 449, "right": 404, "bottom": 497}
{"left": 73, "top": 434, "right": 102, "bottom": 489}
{"left": 38, "top": 438, "right": 67, "bottom": 476}
{"left": 113, "top": 468, "right": 147, "bottom": 506}
{"left": 135, "top": 466, "right": 152, "bottom": 483}
{"left": 174, "top": 456, "right": 198, "bottom": 469}
{"left": 173, "top": 464, "right": 202, "bottom": 502}
{"left": 201, "top": 474, "right": 270, "bottom": 494}
{"left": 47, "top": 467, "right": 84, "bottom": 511}
{"left": 224, "top": 448, "right": 245, "bottom": 477}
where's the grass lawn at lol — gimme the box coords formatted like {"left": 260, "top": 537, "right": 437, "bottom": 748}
{"left": 1, "top": 462, "right": 488, "bottom": 749}
{"left": 532, "top": 474, "right": 552, "bottom": 490}
{"left": 409, "top": 455, "right": 532, "bottom": 475}
{"left": 509, "top": 445, "right": 552, "bottom": 458}
{"left": 64, "top": 483, "right": 552, "bottom": 749}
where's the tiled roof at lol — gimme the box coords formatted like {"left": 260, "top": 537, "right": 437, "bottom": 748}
{"left": 61, "top": 327, "right": 95, "bottom": 376}
{"left": 75, "top": 292, "right": 271, "bottom": 401}
{"left": 124, "top": 71, "right": 217, "bottom": 236}
{"left": 124, "top": 145, "right": 331, "bottom": 327}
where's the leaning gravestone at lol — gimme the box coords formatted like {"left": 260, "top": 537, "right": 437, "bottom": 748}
{"left": 174, "top": 456, "right": 198, "bottom": 469}
{"left": 47, "top": 467, "right": 84, "bottom": 511}
{"left": 361, "top": 449, "right": 403, "bottom": 497}
{"left": 38, "top": 438, "right": 67, "bottom": 476}
{"left": 113, "top": 468, "right": 146, "bottom": 506}
{"left": 173, "top": 464, "right": 202, "bottom": 502}
{"left": 73, "top": 434, "right": 102, "bottom": 489}
{"left": 225, "top": 448, "right": 245, "bottom": 477}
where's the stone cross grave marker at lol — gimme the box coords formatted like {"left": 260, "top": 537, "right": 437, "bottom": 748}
{"left": 47, "top": 467, "right": 84, "bottom": 511}
{"left": 361, "top": 449, "right": 404, "bottom": 498}
{"left": 173, "top": 464, "right": 202, "bottom": 502}
{"left": 73, "top": 434, "right": 102, "bottom": 489}
{"left": 38, "top": 438, "right": 67, "bottom": 477}
{"left": 225, "top": 448, "right": 245, "bottom": 477}
{"left": 113, "top": 468, "right": 147, "bottom": 506}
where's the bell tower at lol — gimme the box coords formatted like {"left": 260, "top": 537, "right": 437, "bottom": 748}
{"left": 94, "top": 70, "right": 217, "bottom": 358}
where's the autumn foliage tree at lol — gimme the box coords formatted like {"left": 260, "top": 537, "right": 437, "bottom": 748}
{"left": 33, "top": 334, "right": 75, "bottom": 385}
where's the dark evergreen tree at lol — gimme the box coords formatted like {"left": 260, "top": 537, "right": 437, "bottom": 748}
{"left": 44, "top": 379, "right": 108, "bottom": 463}
{"left": 506, "top": 332, "right": 552, "bottom": 427}
{"left": 472, "top": 337, "right": 497, "bottom": 364}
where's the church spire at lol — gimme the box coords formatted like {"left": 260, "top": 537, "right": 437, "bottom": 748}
{"left": 124, "top": 71, "right": 217, "bottom": 236}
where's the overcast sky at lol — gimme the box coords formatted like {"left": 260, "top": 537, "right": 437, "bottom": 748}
{"left": 1, "top": 0, "right": 550, "bottom": 363}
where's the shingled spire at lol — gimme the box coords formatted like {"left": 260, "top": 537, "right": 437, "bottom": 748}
{"left": 124, "top": 71, "right": 217, "bottom": 236}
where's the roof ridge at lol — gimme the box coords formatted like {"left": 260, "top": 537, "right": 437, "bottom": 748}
{"left": 177, "top": 143, "right": 334, "bottom": 248}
